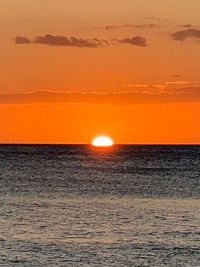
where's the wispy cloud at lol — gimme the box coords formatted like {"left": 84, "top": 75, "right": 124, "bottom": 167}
{"left": 165, "top": 81, "right": 190, "bottom": 85}
{"left": 180, "top": 24, "right": 194, "bottom": 28}
{"left": 2, "top": 84, "right": 200, "bottom": 105}
{"left": 105, "top": 24, "right": 133, "bottom": 30}
{"left": 171, "top": 74, "right": 181, "bottom": 79}
{"left": 149, "top": 17, "right": 162, "bottom": 21}
{"left": 105, "top": 24, "right": 163, "bottom": 30}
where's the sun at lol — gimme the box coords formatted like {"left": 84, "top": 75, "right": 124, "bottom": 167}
{"left": 92, "top": 136, "right": 114, "bottom": 147}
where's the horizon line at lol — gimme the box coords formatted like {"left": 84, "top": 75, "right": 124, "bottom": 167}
{"left": 0, "top": 143, "right": 200, "bottom": 146}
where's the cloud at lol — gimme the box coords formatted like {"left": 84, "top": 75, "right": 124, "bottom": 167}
{"left": 15, "top": 34, "right": 109, "bottom": 48}
{"left": 171, "top": 29, "right": 200, "bottom": 41}
{"left": 15, "top": 36, "right": 31, "bottom": 44}
{"left": 119, "top": 36, "right": 147, "bottom": 47}
{"left": 134, "top": 24, "right": 163, "bottom": 29}
{"left": 171, "top": 74, "right": 181, "bottom": 79}
{"left": 149, "top": 16, "right": 162, "bottom": 21}
{"left": 165, "top": 81, "right": 190, "bottom": 85}
{"left": 33, "top": 35, "right": 108, "bottom": 47}
{"left": 1, "top": 85, "right": 200, "bottom": 106}
{"left": 15, "top": 34, "right": 147, "bottom": 48}
{"left": 124, "top": 80, "right": 200, "bottom": 95}
{"left": 181, "top": 24, "right": 194, "bottom": 28}
{"left": 127, "top": 84, "right": 149, "bottom": 88}
{"left": 105, "top": 24, "right": 133, "bottom": 30}
{"left": 105, "top": 24, "right": 163, "bottom": 30}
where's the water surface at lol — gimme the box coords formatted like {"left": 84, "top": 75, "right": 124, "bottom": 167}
{"left": 0, "top": 145, "right": 200, "bottom": 266}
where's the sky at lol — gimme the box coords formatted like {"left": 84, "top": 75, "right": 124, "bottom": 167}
{"left": 1, "top": 0, "right": 200, "bottom": 143}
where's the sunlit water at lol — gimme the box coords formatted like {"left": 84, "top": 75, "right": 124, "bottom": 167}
{"left": 0, "top": 145, "right": 200, "bottom": 266}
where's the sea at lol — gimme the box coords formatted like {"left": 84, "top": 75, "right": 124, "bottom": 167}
{"left": 0, "top": 145, "right": 200, "bottom": 266}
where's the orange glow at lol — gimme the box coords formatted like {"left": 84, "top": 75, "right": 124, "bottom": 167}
{"left": 0, "top": 103, "right": 200, "bottom": 144}
{"left": 92, "top": 136, "right": 114, "bottom": 147}
{"left": 1, "top": 1, "right": 200, "bottom": 144}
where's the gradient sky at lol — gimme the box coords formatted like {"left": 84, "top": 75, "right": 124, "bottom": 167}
{"left": 1, "top": 0, "right": 200, "bottom": 143}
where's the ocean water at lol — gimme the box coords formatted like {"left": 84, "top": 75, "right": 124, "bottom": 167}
{"left": 0, "top": 145, "right": 200, "bottom": 266}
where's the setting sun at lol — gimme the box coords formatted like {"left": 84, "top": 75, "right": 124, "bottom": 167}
{"left": 92, "top": 136, "right": 114, "bottom": 147}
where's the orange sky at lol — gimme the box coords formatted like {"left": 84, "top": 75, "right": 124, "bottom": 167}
{"left": 1, "top": 0, "right": 200, "bottom": 143}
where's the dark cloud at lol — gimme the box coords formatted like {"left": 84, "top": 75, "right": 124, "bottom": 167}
{"left": 171, "top": 29, "right": 200, "bottom": 41}
{"left": 14, "top": 34, "right": 147, "bottom": 48}
{"left": 15, "top": 36, "right": 31, "bottom": 44}
{"left": 1, "top": 86, "right": 200, "bottom": 105}
{"left": 105, "top": 24, "right": 163, "bottom": 30}
{"left": 33, "top": 34, "right": 108, "bottom": 47}
{"left": 119, "top": 36, "right": 147, "bottom": 47}
{"left": 15, "top": 34, "right": 109, "bottom": 48}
